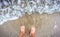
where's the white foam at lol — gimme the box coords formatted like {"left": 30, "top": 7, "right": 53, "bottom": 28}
{"left": 25, "top": 5, "right": 33, "bottom": 15}
{"left": 17, "top": 0, "right": 21, "bottom": 4}
{"left": 36, "top": 6, "right": 44, "bottom": 14}
{"left": 12, "top": 5, "right": 21, "bottom": 10}
{"left": 3, "top": 1, "right": 9, "bottom": 6}
{"left": 0, "top": 2, "right": 2, "bottom": 9}
{"left": 0, "top": 0, "right": 60, "bottom": 25}
{"left": 0, "top": 16, "right": 6, "bottom": 25}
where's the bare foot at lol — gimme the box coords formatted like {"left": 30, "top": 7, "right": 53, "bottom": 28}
{"left": 19, "top": 25, "right": 25, "bottom": 37}
{"left": 20, "top": 25, "right": 25, "bottom": 34}
{"left": 30, "top": 26, "right": 35, "bottom": 36}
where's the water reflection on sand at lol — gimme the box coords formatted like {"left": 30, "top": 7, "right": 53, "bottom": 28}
{"left": 0, "top": 12, "right": 60, "bottom": 37}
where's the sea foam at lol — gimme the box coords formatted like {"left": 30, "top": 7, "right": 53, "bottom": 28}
{"left": 0, "top": 0, "right": 60, "bottom": 25}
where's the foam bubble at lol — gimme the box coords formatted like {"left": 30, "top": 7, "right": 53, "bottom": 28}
{"left": 0, "top": 16, "right": 5, "bottom": 25}
{"left": 3, "top": 1, "right": 9, "bottom": 6}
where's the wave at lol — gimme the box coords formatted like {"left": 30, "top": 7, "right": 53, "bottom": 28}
{"left": 0, "top": 0, "right": 60, "bottom": 25}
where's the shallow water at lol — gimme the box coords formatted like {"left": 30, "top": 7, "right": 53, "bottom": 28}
{"left": 0, "top": 0, "right": 60, "bottom": 37}
{"left": 0, "top": 13, "right": 60, "bottom": 37}
{"left": 0, "top": 0, "right": 60, "bottom": 25}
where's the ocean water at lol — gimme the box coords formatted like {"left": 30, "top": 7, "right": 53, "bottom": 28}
{"left": 0, "top": 0, "right": 60, "bottom": 25}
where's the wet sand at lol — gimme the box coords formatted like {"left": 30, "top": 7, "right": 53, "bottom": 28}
{"left": 0, "top": 12, "right": 60, "bottom": 37}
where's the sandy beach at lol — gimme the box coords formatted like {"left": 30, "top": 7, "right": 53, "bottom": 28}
{"left": 0, "top": 12, "right": 60, "bottom": 37}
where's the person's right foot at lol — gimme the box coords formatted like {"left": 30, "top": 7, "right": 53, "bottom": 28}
{"left": 30, "top": 26, "right": 35, "bottom": 36}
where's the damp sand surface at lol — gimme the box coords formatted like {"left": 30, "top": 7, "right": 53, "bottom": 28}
{"left": 0, "top": 12, "right": 60, "bottom": 37}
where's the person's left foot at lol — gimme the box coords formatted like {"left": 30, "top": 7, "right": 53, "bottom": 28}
{"left": 19, "top": 25, "right": 25, "bottom": 37}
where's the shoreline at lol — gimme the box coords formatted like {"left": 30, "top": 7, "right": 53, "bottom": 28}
{"left": 0, "top": 12, "right": 60, "bottom": 37}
